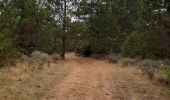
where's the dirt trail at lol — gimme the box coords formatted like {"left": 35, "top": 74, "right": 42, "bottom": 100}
{"left": 41, "top": 53, "right": 170, "bottom": 100}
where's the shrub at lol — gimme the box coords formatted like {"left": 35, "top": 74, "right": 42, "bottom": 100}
{"left": 139, "top": 59, "right": 158, "bottom": 68}
{"left": 122, "top": 25, "right": 170, "bottom": 59}
{"left": 51, "top": 53, "right": 61, "bottom": 60}
{"left": 31, "top": 51, "right": 42, "bottom": 59}
{"left": 0, "top": 32, "right": 19, "bottom": 66}
{"left": 156, "top": 70, "right": 170, "bottom": 85}
{"left": 107, "top": 53, "right": 121, "bottom": 63}
{"left": 138, "top": 59, "right": 170, "bottom": 79}
{"left": 90, "top": 38, "right": 111, "bottom": 54}
{"left": 20, "top": 55, "right": 29, "bottom": 63}
{"left": 40, "top": 52, "right": 51, "bottom": 61}
{"left": 71, "top": 40, "right": 92, "bottom": 57}
{"left": 70, "top": 37, "right": 112, "bottom": 56}
{"left": 137, "top": 59, "right": 159, "bottom": 79}
{"left": 121, "top": 57, "right": 138, "bottom": 66}
{"left": 30, "top": 51, "right": 53, "bottom": 69}
{"left": 31, "top": 51, "right": 51, "bottom": 61}
{"left": 162, "top": 70, "right": 170, "bottom": 81}
{"left": 122, "top": 31, "right": 155, "bottom": 59}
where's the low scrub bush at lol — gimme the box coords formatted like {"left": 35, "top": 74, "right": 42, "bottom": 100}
{"left": 154, "top": 70, "right": 170, "bottom": 85}
{"left": 121, "top": 57, "right": 139, "bottom": 66}
{"left": 107, "top": 53, "right": 122, "bottom": 63}
{"left": 31, "top": 51, "right": 51, "bottom": 61}
{"left": 30, "top": 51, "right": 61, "bottom": 64}
{"left": 139, "top": 59, "right": 158, "bottom": 68}
{"left": 161, "top": 70, "right": 170, "bottom": 84}
{"left": 39, "top": 52, "right": 51, "bottom": 62}
{"left": 51, "top": 53, "right": 61, "bottom": 60}
{"left": 31, "top": 51, "right": 42, "bottom": 59}
{"left": 20, "top": 55, "right": 29, "bottom": 63}
{"left": 138, "top": 59, "right": 161, "bottom": 79}
{"left": 137, "top": 59, "right": 170, "bottom": 81}
{"left": 30, "top": 51, "right": 52, "bottom": 69}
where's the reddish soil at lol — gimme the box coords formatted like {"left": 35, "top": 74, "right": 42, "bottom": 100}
{"left": 41, "top": 53, "right": 170, "bottom": 100}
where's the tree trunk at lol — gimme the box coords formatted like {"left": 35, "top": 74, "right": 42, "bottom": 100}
{"left": 61, "top": 0, "right": 67, "bottom": 59}
{"left": 61, "top": 36, "right": 65, "bottom": 59}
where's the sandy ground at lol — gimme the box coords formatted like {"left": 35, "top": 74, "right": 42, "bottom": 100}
{"left": 40, "top": 53, "right": 170, "bottom": 100}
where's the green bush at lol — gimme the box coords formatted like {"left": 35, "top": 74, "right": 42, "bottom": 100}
{"left": 70, "top": 38, "right": 111, "bottom": 56}
{"left": 160, "top": 70, "right": 170, "bottom": 85}
{"left": 121, "top": 31, "right": 155, "bottom": 59}
{"left": 71, "top": 39, "right": 92, "bottom": 57}
{"left": 0, "top": 32, "right": 19, "bottom": 63}
{"left": 91, "top": 38, "right": 111, "bottom": 54}
{"left": 162, "top": 70, "right": 170, "bottom": 80}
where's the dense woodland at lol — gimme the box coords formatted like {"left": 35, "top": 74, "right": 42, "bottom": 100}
{"left": 0, "top": 0, "right": 170, "bottom": 63}
{"left": 1, "top": 0, "right": 170, "bottom": 99}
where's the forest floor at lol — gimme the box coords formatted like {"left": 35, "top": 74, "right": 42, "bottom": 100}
{"left": 0, "top": 53, "right": 170, "bottom": 100}
{"left": 41, "top": 53, "right": 170, "bottom": 100}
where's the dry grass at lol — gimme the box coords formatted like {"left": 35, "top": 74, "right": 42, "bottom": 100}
{"left": 40, "top": 53, "right": 170, "bottom": 100}
{"left": 0, "top": 53, "right": 170, "bottom": 100}
{"left": 106, "top": 54, "right": 170, "bottom": 92}
{"left": 0, "top": 59, "right": 72, "bottom": 100}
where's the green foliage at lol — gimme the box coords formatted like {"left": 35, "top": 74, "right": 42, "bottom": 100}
{"left": 0, "top": 0, "right": 170, "bottom": 61}
{"left": 0, "top": 32, "right": 19, "bottom": 59}
{"left": 90, "top": 38, "right": 111, "bottom": 54}
{"left": 72, "top": 0, "right": 170, "bottom": 60}
{"left": 161, "top": 69, "right": 170, "bottom": 86}
{"left": 162, "top": 70, "right": 170, "bottom": 81}
{"left": 122, "top": 23, "right": 170, "bottom": 59}
{"left": 69, "top": 22, "right": 88, "bottom": 34}
{"left": 0, "top": 0, "right": 60, "bottom": 65}
{"left": 122, "top": 31, "right": 155, "bottom": 59}
{"left": 11, "top": 0, "right": 61, "bottom": 54}
{"left": 71, "top": 39, "right": 92, "bottom": 56}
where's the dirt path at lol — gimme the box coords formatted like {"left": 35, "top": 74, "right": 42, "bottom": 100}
{"left": 41, "top": 53, "right": 170, "bottom": 100}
